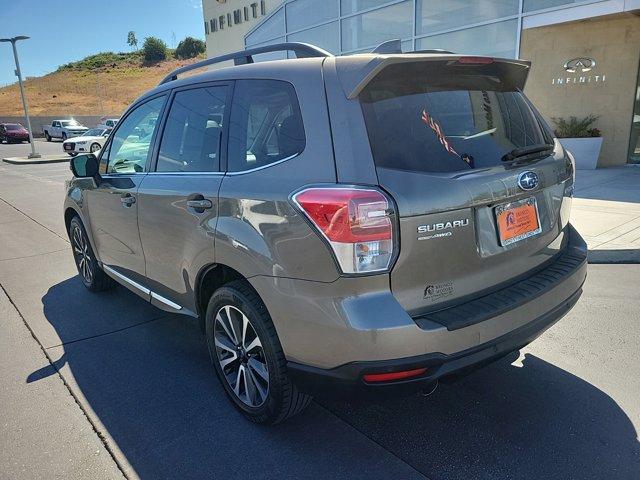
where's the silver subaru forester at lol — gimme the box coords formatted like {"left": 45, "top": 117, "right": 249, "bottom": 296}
{"left": 64, "top": 41, "right": 587, "bottom": 424}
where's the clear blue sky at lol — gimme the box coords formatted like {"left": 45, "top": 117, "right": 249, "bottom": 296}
{"left": 0, "top": 0, "right": 205, "bottom": 86}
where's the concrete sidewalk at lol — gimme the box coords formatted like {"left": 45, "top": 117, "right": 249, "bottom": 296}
{"left": 1, "top": 140, "right": 69, "bottom": 165}
{"left": 571, "top": 165, "right": 640, "bottom": 263}
{"left": 3, "top": 154, "right": 70, "bottom": 165}
{"left": 0, "top": 288, "right": 125, "bottom": 479}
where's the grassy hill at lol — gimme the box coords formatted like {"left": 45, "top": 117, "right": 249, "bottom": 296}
{"left": 0, "top": 51, "right": 205, "bottom": 116}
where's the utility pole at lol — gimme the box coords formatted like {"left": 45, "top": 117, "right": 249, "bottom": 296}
{"left": 0, "top": 36, "right": 40, "bottom": 158}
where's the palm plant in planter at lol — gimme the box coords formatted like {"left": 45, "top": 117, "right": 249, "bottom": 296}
{"left": 552, "top": 115, "right": 603, "bottom": 170}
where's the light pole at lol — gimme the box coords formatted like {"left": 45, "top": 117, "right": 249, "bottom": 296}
{"left": 0, "top": 35, "right": 40, "bottom": 158}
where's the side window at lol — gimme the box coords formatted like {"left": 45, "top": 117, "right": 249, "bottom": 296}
{"left": 102, "top": 96, "right": 165, "bottom": 174}
{"left": 228, "top": 80, "right": 305, "bottom": 173}
{"left": 53, "top": 121, "right": 60, "bottom": 127}
{"left": 157, "top": 85, "right": 228, "bottom": 173}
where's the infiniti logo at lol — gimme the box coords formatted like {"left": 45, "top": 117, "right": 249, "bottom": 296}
{"left": 517, "top": 171, "right": 540, "bottom": 191}
{"left": 563, "top": 57, "right": 596, "bottom": 73}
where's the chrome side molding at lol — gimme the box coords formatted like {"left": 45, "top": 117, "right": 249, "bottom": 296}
{"left": 103, "top": 265, "right": 183, "bottom": 311}
{"left": 151, "top": 292, "right": 183, "bottom": 311}
{"left": 103, "top": 265, "right": 150, "bottom": 295}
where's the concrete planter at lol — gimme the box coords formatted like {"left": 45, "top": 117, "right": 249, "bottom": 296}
{"left": 559, "top": 137, "right": 603, "bottom": 170}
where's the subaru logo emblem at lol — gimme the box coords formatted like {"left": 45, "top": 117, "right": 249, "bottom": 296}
{"left": 517, "top": 171, "right": 539, "bottom": 191}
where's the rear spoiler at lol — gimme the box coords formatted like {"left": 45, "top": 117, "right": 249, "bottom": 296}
{"left": 335, "top": 54, "right": 531, "bottom": 99}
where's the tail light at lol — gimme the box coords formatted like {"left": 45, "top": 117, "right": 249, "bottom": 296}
{"left": 292, "top": 187, "right": 396, "bottom": 274}
{"left": 566, "top": 148, "right": 576, "bottom": 187}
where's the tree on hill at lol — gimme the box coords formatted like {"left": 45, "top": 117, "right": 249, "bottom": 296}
{"left": 127, "top": 31, "right": 138, "bottom": 50}
{"left": 142, "top": 36, "right": 167, "bottom": 63}
{"left": 174, "top": 37, "right": 206, "bottom": 59}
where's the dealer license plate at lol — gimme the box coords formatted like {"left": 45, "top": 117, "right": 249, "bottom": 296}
{"left": 495, "top": 197, "right": 542, "bottom": 246}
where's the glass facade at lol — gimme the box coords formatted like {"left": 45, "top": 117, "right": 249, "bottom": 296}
{"left": 289, "top": 22, "right": 340, "bottom": 53}
{"left": 417, "top": 0, "right": 518, "bottom": 35}
{"left": 417, "top": 19, "right": 519, "bottom": 58}
{"left": 245, "top": 0, "right": 611, "bottom": 58}
{"left": 522, "top": 0, "right": 601, "bottom": 13}
{"left": 342, "top": 1, "right": 413, "bottom": 51}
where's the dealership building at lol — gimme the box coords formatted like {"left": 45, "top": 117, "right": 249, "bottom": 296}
{"left": 202, "top": 0, "right": 640, "bottom": 168}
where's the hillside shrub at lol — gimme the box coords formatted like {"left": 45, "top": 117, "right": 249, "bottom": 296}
{"left": 57, "top": 51, "right": 141, "bottom": 71}
{"left": 142, "top": 37, "right": 167, "bottom": 63}
{"left": 174, "top": 37, "right": 206, "bottom": 59}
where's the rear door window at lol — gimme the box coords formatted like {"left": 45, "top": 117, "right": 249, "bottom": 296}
{"left": 157, "top": 85, "right": 228, "bottom": 173}
{"left": 227, "top": 80, "right": 305, "bottom": 173}
{"left": 360, "top": 62, "right": 548, "bottom": 173}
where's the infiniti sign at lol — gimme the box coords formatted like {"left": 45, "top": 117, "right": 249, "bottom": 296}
{"left": 564, "top": 57, "right": 596, "bottom": 73}
{"left": 517, "top": 171, "right": 540, "bottom": 191}
{"left": 552, "top": 56, "right": 605, "bottom": 86}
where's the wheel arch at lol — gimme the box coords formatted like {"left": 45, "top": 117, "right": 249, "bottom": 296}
{"left": 64, "top": 206, "right": 100, "bottom": 262}
{"left": 195, "top": 263, "right": 254, "bottom": 333}
{"left": 64, "top": 206, "right": 81, "bottom": 234}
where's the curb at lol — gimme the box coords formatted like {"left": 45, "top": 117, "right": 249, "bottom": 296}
{"left": 588, "top": 249, "right": 640, "bottom": 264}
{"left": 2, "top": 156, "right": 70, "bottom": 165}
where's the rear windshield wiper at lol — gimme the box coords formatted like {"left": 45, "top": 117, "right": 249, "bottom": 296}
{"left": 501, "top": 143, "right": 554, "bottom": 163}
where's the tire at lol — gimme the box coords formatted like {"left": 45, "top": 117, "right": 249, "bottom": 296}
{"left": 45, "top": 132, "right": 51, "bottom": 142}
{"left": 69, "top": 216, "right": 113, "bottom": 292}
{"left": 206, "top": 280, "right": 312, "bottom": 424}
{"left": 90, "top": 142, "right": 101, "bottom": 153}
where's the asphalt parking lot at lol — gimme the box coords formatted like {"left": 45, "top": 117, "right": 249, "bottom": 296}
{"left": 0, "top": 139, "right": 67, "bottom": 159}
{"left": 1, "top": 145, "right": 639, "bottom": 479}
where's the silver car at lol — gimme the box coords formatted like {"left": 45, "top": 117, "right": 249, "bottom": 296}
{"left": 63, "top": 42, "right": 587, "bottom": 424}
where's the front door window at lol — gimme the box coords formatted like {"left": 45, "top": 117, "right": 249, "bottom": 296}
{"left": 101, "top": 96, "right": 166, "bottom": 174}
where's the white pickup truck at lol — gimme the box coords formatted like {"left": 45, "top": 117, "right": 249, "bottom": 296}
{"left": 42, "top": 119, "right": 88, "bottom": 142}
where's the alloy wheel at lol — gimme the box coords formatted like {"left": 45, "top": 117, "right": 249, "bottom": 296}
{"left": 214, "top": 305, "right": 269, "bottom": 407}
{"left": 72, "top": 225, "right": 93, "bottom": 284}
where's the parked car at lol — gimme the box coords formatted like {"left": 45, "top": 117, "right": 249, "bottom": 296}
{"left": 42, "top": 119, "right": 88, "bottom": 141}
{"left": 64, "top": 42, "right": 587, "bottom": 425}
{"left": 96, "top": 118, "right": 119, "bottom": 129}
{"left": 62, "top": 127, "right": 111, "bottom": 156}
{"left": 0, "top": 123, "right": 30, "bottom": 143}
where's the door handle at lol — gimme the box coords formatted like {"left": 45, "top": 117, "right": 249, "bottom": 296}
{"left": 120, "top": 193, "right": 136, "bottom": 207}
{"left": 187, "top": 198, "right": 213, "bottom": 211}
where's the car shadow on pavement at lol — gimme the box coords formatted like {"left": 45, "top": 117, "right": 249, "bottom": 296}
{"left": 37, "top": 277, "right": 639, "bottom": 480}
{"left": 321, "top": 351, "right": 640, "bottom": 480}
{"left": 37, "top": 277, "right": 423, "bottom": 480}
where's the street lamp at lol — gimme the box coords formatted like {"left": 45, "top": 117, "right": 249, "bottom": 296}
{"left": 0, "top": 35, "right": 40, "bottom": 158}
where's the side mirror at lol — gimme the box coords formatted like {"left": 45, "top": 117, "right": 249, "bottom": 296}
{"left": 70, "top": 154, "right": 99, "bottom": 178}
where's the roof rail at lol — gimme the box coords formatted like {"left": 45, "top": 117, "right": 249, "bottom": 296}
{"left": 159, "top": 42, "right": 332, "bottom": 85}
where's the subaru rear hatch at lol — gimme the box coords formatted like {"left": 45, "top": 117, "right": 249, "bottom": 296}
{"left": 345, "top": 55, "right": 574, "bottom": 319}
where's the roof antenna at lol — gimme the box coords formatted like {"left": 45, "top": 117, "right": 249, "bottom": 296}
{"left": 371, "top": 39, "right": 402, "bottom": 54}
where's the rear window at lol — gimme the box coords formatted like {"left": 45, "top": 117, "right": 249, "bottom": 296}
{"left": 5, "top": 124, "right": 22, "bottom": 130}
{"left": 227, "top": 80, "right": 305, "bottom": 173}
{"left": 360, "top": 62, "right": 549, "bottom": 173}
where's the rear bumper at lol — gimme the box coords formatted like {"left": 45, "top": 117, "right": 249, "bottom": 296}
{"left": 250, "top": 224, "right": 587, "bottom": 393}
{"left": 288, "top": 284, "right": 582, "bottom": 397}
